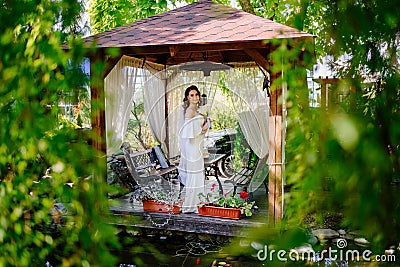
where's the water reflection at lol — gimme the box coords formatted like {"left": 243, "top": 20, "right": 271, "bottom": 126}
{"left": 45, "top": 229, "right": 390, "bottom": 267}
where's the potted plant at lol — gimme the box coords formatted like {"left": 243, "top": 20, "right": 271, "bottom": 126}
{"left": 131, "top": 181, "right": 182, "bottom": 214}
{"left": 197, "top": 184, "right": 257, "bottom": 219}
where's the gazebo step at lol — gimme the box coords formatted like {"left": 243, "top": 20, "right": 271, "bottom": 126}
{"left": 109, "top": 206, "right": 267, "bottom": 237}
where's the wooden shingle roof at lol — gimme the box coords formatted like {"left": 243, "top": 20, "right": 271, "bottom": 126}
{"left": 83, "top": 0, "right": 313, "bottom": 66}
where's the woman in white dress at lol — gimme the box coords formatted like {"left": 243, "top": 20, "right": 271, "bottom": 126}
{"left": 178, "top": 85, "right": 209, "bottom": 213}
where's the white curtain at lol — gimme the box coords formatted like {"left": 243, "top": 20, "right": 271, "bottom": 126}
{"left": 143, "top": 65, "right": 221, "bottom": 158}
{"left": 105, "top": 56, "right": 163, "bottom": 155}
{"left": 106, "top": 57, "right": 269, "bottom": 162}
{"left": 224, "top": 67, "right": 270, "bottom": 159}
{"left": 143, "top": 70, "right": 167, "bottom": 149}
{"left": 142, "top": 61, "right": 269, "bottom": 159}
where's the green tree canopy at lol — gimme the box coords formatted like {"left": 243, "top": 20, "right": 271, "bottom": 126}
{"left": 88, "top": 0, "right": 231, "bottom": 33}
{"left": 279, "top": 0, "right": 400, "bottom": 251}
{"left": 0, "top": 1, "right": 119, "bottom": 266}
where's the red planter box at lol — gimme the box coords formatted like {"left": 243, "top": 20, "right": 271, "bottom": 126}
{"left": 142, "top": 199, "right": 181, "bottom": 214}
{"left": 198, "top": 205, "right": 241, "bottom": 220}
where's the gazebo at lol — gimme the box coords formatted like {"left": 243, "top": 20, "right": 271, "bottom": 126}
{"left": 82, "top": 0, "right": 314, "bottom": 223}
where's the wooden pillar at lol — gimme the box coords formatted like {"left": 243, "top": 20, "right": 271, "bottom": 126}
{"left": 268, "top": 55, "right": 309, "bottom": 224}
{"left": 89, "top": 49, "right": 107, "bottom": 204}
{"left": 90, "top": 51, "right": 106, "bottom": 155}
{"left": 244, "top": 46, "right": 283, "bottom": 222}
{"left": 268, "top": 71, "right": 283, "bottom": 224}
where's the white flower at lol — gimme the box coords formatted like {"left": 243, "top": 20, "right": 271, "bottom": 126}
{"left": 198, "top": 104, "right": 210, "bottom": 117}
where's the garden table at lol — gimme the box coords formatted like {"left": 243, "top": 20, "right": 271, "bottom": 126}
{"left": 204, "top": 153, "right": 228, "bottom": 196}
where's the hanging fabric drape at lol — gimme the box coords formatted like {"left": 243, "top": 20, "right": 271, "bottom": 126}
{"left": 106, "top": 57, "right": 270, "bottom": 167}
{"left": 104, "top": 56, "right": 163, "bottom": 155}
{"left": 143, "top": 70, "right": 167, "bottom": 150}
{"left": 229, "top": 63, "right": 270, "bottom": 193}
{"left": 224, "top": 67, "right": 270, "bottom": 159}
{"left": 142, "top": 64, "right": 220, "bottom": 158}
{"left": 142, "top": 61, "right": 269, "bottom": 160}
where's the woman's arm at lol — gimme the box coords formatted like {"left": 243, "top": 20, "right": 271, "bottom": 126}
{"left": 201, "top": 119, "right": 209, "bottom": 134}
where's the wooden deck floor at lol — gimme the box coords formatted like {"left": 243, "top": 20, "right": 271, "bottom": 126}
{"left": 108, "top": 176, "right": 270, "bottom": 237}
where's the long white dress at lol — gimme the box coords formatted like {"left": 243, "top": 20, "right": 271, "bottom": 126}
{"left": 178, "top": 114, "right": 206, "bottom": 213}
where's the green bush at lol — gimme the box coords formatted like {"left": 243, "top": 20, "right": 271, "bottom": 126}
{"left": 211, "top": 104, "right": 237, "bottom": 131}
{"left": 0, "top": 2, "right": 119, "bottom": 266}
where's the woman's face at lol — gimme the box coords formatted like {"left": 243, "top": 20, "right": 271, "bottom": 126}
{"left": 187, "top": 89, "right": 200, "bottom": 105}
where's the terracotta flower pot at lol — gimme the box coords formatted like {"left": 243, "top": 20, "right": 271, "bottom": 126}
{"left": 197, "top": 205, "right": 241, "bottom": 220}
{"left": 142, "top": 199, "right": 181, "bottom": 214}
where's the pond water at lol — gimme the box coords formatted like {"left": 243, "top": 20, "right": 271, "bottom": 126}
{"left": 111, "top": 229, "right": 262, "bottom": 267}
{"left": 45, "top": 227, "right": 389, "bottom": 267}
{"left": 111, "top": 229, "right": 380, "bottom": 267}
{"left": 109, "top": 228, "right": 391, "bottom": 267}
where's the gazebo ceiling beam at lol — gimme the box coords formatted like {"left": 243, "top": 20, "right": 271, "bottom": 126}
{"left": 167, "top": 42, "right": 269, "bottom": 53}
{"left": 107, "top": 44, "right": 271, "bottom": 66}
{"left": 166, "top": 53, "right": 226, "bottom": 65}
{"left": 244, "top": 48, "right": 269, "bottom": 71}
{"left": 104, "top": 55, "right": 123, "bottom": 77}
{"left": 217, "top": 51, "right": 225, "bottom": 63}
{"left": 169, "top": 45, "right": 180, "bottom": 57}
{"left": 112, "top": 41, "right": 270, "bottom": 56}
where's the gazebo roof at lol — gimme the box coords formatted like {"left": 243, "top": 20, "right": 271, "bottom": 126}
{"left": 83, "top": 0, "right": 313, "bottom": 66}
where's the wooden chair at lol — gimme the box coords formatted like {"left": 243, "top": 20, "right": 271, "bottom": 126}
{"left": 108, "top": 154, "right": 138, "bottom": 192}
{"left": 151, "top": 146, "right": 178, "bottom": 179}
{"left": 121, "top": 142, "right": 178, "bottom": 193}
{"left": 223, "top": 151, "right": 261, "bottom": 196}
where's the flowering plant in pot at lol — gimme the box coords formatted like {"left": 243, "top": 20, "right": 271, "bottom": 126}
{"left": 130, "top": 180, "right": 182, "bottom": 214}
{"left": 197, "top": 184, "right": 257, "bottom": 218}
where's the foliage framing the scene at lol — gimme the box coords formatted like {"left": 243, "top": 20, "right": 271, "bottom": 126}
{"left": 277, "top": 0, "right": 400, "bottom": 253}
{"left": 87, "top": 0, "right": 232, "bottom": 34}
{"left": 0, "top": 1, "right": 119, "bottom": 266}
{"left": 39, "top": 0, "right": 400, "bottom": 263}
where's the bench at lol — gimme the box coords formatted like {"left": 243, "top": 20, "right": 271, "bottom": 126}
{"left": 150, "top": 146, "right": 178, "bottom": 179}
{"left": 224, "top": 152, "right": 268, "bottom": 197}
{"left": 121, "top": 143, "right": 177, "bottom": 182}
{"left": 128, "top": 149, "right": 157, "bottom": 175}
{"left": 108, "top": 154, "right": 138, "bottom": 191}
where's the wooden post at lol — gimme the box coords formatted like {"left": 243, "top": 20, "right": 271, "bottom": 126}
{"left": 268, "top": 55, "right": 309, "bottom": 224}
{"left": 268, "top": 71, "right": 283, "bottom": 224}
{"left": 90, "top": 50, "right": 106, "bottom": 156}
{"left": 89, "top": 49, "right": 107, "bottom": 209}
